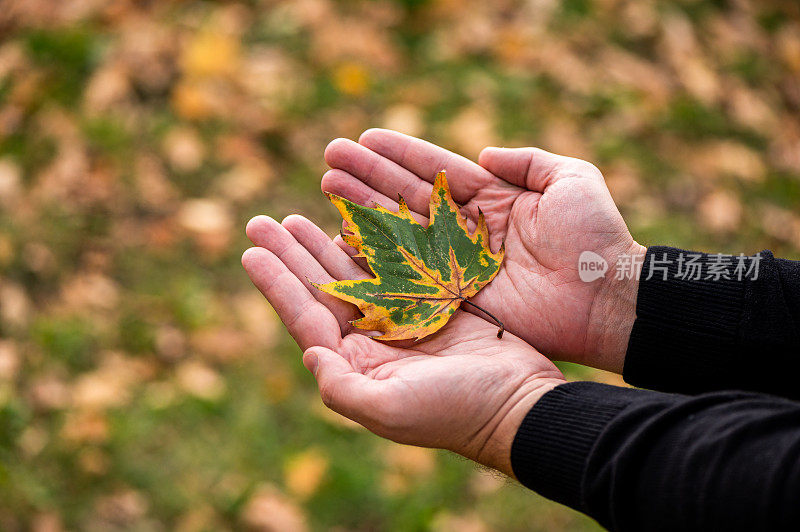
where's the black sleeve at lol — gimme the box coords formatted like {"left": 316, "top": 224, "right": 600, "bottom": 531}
{"left": 511, "top": 381, "right": 800, "bottom": 532}
{"left": 623, "top": 246, "right": 800, "bottom": 399}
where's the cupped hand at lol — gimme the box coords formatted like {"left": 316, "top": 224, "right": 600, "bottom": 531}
{"left": 242, "top": 214, "right": 565, "bottom": 476}
{"left": 322, "top": 129, "right": 646, "bottom": 373}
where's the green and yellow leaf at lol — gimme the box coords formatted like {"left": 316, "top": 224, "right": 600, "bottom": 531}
{"left": 312, "top": 170, "right": 504, "bottom": 341}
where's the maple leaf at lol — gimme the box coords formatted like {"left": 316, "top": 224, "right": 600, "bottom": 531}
{"left": 313, "top": 170, "right": 505, "bottom": 341}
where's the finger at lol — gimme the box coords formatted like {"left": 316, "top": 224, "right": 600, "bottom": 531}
{"left": 322, "top": 166, "right": 476, "bottom": 233}
{"left": 478, "top": 146, "right": 603, "bottom": 192}
{"left": 321, "top": 169, "right": 429, "bottom": 225}
{"left": 356, "top": 128, "right": 496, "bottom": 203}
{"left": 242, "top": 247, "right": 341, "bottom": 351}
{"left": 280, "top": 214, "right": 371, "bottom": 281}
{"left": 303, "top": 346, "right": 392, "bottom": 430}
{"left": 324, "top": 139, "right": 433, "bottom": 215}
{"left": 333, "top": 234, "right": 370, "bottom": 271}
{"left": 246, "top": 215, "right": 358, "bottom": 333}
{"left": 333, "top": 233, "right": 357, "bottom": 256}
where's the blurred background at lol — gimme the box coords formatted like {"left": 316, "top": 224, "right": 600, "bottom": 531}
{"left": 1, "top": 0, "right": 799, "bottom": 530}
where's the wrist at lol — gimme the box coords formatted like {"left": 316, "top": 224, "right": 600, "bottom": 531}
{"left": 586, "top": 241, "right": 646, "bottom": 373}
{"left": 470, "top": 377, "right": 565, "bottom": 477}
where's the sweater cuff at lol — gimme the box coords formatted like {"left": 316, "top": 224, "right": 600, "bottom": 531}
{"left": 623, "top": 246, "right": 763, "bottom": 394}
{"left": 510, "top": 381, "right": 642, "bottom": 511}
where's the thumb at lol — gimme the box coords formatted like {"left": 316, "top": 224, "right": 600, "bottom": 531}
{"left": 479, "top": 146, "right": 600, "bottom": 192}
{"left": 303, "top": 346, "right": 352, "bottom": 380}
{"left": 303, "top": 346, "right": 384, "bottom": 426}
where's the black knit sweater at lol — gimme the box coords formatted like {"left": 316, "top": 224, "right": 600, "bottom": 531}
{"left": 511, "top": 246, "right": 800, "bottom": 531}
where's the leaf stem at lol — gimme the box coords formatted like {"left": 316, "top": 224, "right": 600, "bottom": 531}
{"left": 461, "top": 298, "right": 505, "bottom": 338}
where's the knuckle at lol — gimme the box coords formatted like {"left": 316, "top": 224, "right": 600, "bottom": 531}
{"left": 319, "top": 383, "right": 336, "bottom": 409}
{"left": 556, "top": 158, "right": 603, "bottom": 181}
{"left": 578, "top": 160, "right": 603, "bottom": 179}
{"left": 318, "top": 376, "right": 342, "bottom": 410}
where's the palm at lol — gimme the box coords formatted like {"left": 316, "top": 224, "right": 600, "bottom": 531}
{"left": 335, "top": 312, "right": 561, "bottom": 453}
{"left": 322, "top": 129, "right": 640, "bottom": 370}
{"left": 241, "top": 213, "right": 562, "bottom": 470}
{"left": 464, "top": 175, "right": 633, "bottom": 361}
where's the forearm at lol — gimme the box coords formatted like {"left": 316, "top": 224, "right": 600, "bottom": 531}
{"left": 511, "top": 382, "right": 800, "bottom": 531}
{"left": 623, "top": 246, "right": 800, "bottom": 398}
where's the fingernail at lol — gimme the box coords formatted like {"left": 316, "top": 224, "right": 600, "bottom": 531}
{"left": 304, "top": 352, "right": 319, "bottom": 376}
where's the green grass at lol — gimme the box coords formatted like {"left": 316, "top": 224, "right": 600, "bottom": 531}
{"left": 0, "top": 0, "right": 798, "bottom": 529}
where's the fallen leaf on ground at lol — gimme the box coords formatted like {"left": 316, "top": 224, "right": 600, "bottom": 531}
{"left": 242, "top": 484, "right": 308, "bottom": 532}
{"left": 284, "top": 448, "right": 329, "bottom": 499}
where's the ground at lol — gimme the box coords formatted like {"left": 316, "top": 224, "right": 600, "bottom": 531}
{"left": 0, "top": 0, "right": 799, "bottom": 530}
